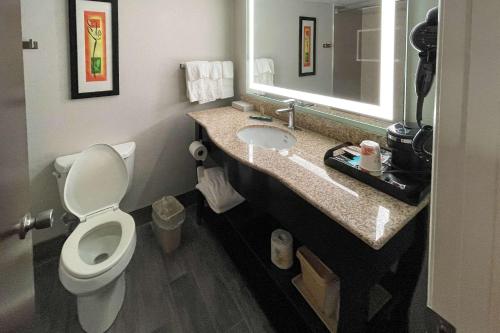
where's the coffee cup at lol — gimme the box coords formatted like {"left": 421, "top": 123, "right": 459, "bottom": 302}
{"left": 359, "top": 140, "right": 382, "bottom": 176}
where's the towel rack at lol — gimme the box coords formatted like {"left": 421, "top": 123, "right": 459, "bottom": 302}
{"left": 180, "top": 64, "right": 186, "bottom": 70}
{"left": 23, "top": 39, "right": 39, "bottom": 50}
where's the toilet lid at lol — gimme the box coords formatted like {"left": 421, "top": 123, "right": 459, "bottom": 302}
{"left": 64, "top": 144, "right": 128, "bottom": 220}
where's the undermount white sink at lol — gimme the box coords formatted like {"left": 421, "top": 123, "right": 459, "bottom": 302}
{"left": 237, "top": 126, "right": 296, "bottom": 150}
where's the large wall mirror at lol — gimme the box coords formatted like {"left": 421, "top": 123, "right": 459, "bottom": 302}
{"left": 248, "top": 0, "right": 408, "bottom": 121}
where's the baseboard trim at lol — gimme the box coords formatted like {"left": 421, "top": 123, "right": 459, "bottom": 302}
{"left": 34, "top": 190, "right": 197, "bottom": 265}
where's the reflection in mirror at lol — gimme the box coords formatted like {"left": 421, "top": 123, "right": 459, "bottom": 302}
{"left": 251, "top": 0, "right": 408, "bottom": 120}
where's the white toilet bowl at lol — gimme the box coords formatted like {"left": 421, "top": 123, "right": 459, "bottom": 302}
{"left": 58, "top": 144, "right": 137, "bottom": 333}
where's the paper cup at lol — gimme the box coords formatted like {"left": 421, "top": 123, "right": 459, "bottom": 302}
{"left": 359, "top": 140, "right": 382, "bottom": 175}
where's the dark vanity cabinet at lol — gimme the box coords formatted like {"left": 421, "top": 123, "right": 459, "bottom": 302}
{"left": 195, "top": 124, "right": 428, "bottom": 333}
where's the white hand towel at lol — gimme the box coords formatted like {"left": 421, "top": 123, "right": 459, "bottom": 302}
{"left": 267, "top": 58, "right": 275, "bottom": 74}
{"left": 254, "top": 73, "right": 274, "bottom": 86}
{"left": 186, "top": 61, "right": 212, "bottom": 103}
{"left": 220, "top": 79, "right": 234, "bottom": 99}
{"left": 256, "top": 58, "right": 274, "bottom": 74}
{"left": 216, "top": 61, "right": 233, "bottom": 99}
{"left": 222, "top": 61, "right": 234, "bottom": 79}
{"left": 254, "top": 59, "right": 263, "bottom": 75}
{"left": 210, "top": 61, "right": 223, "bottom": 80}
{"left": 209, "top": 62, "right": 223, "bottom": 100}
{"left": 185, "top": 61, "right": 210, "bottom": 81}
{"left": 262, "top": 73, "right": 274, "bottom": 86}
{"left": 195, "top": 167, "right": 244, "bottom": 214}
{"left": 201, "top": 79, "right": 219, "bottom": 104}
{"left": 185, "top": 60, "right": 233, "bottom": 104}
{"left": 187, "top": 79, "right": 206, "bottom": 103}
{"left": 254, "top": 58, "right": 275, "bottom": 86}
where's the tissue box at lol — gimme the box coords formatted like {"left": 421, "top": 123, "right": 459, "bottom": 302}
{"left": 232, "top": 101, "right": 255, "bottom": 112}
{"left": 296, "top": 246, "right": 340, "bottom": 317}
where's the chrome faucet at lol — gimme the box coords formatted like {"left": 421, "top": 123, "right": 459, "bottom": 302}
{"left": 275, "top": 99, "right": 314, "bottom": 130}
{"left": 275, "top": 99, "right": 297, "bottom": 130}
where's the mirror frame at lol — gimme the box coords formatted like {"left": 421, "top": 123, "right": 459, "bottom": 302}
{"left": 248, "top": 0, "right": 397, "bottom": 121}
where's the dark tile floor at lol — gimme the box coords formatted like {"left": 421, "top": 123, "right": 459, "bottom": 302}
{"left": 33, "top": 204, "right": 428, "bottom": 333}
{"left": 33, "top": 206, "right": 274, "bottom": 333}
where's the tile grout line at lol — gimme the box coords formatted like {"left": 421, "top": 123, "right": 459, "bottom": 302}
{"left": 184, "top": 239, "right": 223, "bottom": 333}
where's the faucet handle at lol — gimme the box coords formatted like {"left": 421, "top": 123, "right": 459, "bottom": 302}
{"left": 296, "top": 100, "right": 315, "bottom": 108}
{"left": 282, "top": 99, "right": 296, "bottom": 108}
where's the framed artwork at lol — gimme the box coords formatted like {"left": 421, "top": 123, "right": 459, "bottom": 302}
{"left": 69, "top": 0, "right": 119, "bottom": 99}
{"left": 299, "top": 16, "right": 316, "bottom": 77}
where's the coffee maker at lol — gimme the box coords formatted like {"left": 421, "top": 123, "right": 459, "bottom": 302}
{"left": 387, "top": 7, "right": 438, "bottom": 174}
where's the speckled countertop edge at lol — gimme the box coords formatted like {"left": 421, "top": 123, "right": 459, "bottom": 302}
{"left": 188, "top": 107, "right": 428, "bottom": 250}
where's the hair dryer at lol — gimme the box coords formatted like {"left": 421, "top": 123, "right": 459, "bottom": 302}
{"left": 410, "top": 7, "right": 438, "bottom": 161}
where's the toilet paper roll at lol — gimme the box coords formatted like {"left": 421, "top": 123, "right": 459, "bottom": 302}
{"left": 189, "top": 141, "right": 208, "bottom": 161}
{"left": 271, "top": 229, "right": 294, "bottom": 270}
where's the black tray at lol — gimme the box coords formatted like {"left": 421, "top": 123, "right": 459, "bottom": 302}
{"left": 323, "top": 143, "right": 430, "bottom": 206}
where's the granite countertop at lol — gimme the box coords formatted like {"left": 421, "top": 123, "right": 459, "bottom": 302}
{"left": 188, "top": 107, "right": 427, "bottom": 250}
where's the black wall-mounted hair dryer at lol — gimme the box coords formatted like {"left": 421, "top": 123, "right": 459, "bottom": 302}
{"left": 386, "top": 7, "right": 438, "bottom": 175}
{"left": 411, "top": 7, "right": 438, "bottom": 161}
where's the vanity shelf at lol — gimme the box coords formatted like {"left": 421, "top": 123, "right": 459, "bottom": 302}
{"left": 202, "top": 202, "right": 329, "bottom": 332}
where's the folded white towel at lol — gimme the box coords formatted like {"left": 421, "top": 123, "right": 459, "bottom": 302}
{"left": 199, "top": 79, "right": 219, "bottom": 104}
{"left": 254, "top": 59, "right": 261, "bottom": 75}
{"left": 255, "top": 58, "right": 275, "bottom": 75}
{"left": 187, "top": 78, "right": 218, "bottom": 104}
{"left": 185, "top": 61, "right": 218, "bottom": 104}
{"left": 210, "top": 61, "right": 223, "bottom": 80}
{"left": 196, "top": 167, "right": 244, "bottom": 214}
{"left": 222, "top": 61, "right": 234, "bottom": 79}
{"left": 254, "top": 73, "right": 274, "bottom": 86}
{"left": 185, "top": 60, "right": 234, "bottom": 104}
{"left": 185, "top": 61, "right": 210, "bottom": 81}
{"left": 186, "top": 80, "right": 201, "bottom": 103}
{"left": 220, "top": 78, "right": 234, "bottom": 99}
{"left": 253, "top": 58, "right": 275, "bottom": 87}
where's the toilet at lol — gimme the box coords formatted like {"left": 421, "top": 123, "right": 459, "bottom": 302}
{"left": 54, "top": 143, "right": 137, "bottom": 333}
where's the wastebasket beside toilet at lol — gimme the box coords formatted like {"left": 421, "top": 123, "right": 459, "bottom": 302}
{"left": 152, "top": 196, "right": 185, "bottom": 254}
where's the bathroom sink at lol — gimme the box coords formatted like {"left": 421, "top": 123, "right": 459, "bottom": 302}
{"left": 237, "top": 126, "right": 296, "bottom": 150}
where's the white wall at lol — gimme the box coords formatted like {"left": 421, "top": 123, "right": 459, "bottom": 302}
{"left": 254, "top": 0, "right": 333, "bottom": 96}
{"left": 21, "top": 0, "right": 235, "bottom": 244}
{"left": 429, "top": 0, "right": 500, "bottom": 331}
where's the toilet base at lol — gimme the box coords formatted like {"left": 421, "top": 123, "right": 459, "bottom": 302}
{"left": 77, "top": 272, "right": 126, "bottom": 333}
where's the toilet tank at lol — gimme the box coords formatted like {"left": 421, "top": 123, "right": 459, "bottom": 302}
{"left": 54, "top": 142, "right": 136, "bottom": 211}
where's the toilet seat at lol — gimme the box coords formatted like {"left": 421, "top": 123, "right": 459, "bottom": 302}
{"left": 60, "top": 210, "right": 135, "bottom": 279}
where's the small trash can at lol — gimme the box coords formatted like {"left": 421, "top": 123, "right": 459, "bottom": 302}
{"left": 152, "top": 196, "right": 185, "bottom": 254}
